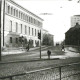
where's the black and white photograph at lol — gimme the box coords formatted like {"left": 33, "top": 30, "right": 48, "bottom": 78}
{"left": 0, "top": 0, "right": 80, "bottom": 80}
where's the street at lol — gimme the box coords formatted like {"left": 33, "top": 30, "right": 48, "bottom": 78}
{"left": 1, "top": 45, "right": 80, "bottom": 62}
{"left": 0, "top": 46, "right": 80, "bottom": 80}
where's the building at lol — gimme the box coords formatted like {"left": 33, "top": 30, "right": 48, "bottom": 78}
{"left": 71, "top": 15, "right": 80, "bottom": 27}
{"left": 42, "top": 29, "right": 54, "bottom": 46}
{"left": 1, "top": 0, "right": 43, "bottom": 50}
{"left": 65, "top": 23, "right": 80, "bottom": 46}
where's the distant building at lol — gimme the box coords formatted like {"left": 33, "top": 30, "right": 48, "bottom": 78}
{"left": 1, "top": 0, "right": 43, "bottom": 49}
{"left": 71, "top": 15, "right": 80, "bottom": 27}
{"left": 65, "top": 23, "right": 80, "bottom": 45}
{"left": 42, "top": 29, "right": 54, "bottom": 46}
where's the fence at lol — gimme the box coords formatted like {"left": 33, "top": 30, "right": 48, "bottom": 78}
{"left": 0, "top": 62, "right": 80, "bottom": 80}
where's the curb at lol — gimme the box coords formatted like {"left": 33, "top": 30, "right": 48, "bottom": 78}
{"left": 0, "top": 58, "right": 59, "bottom": 64}
{"left": 68, "top": 49, "right": 80, "bottom": 53}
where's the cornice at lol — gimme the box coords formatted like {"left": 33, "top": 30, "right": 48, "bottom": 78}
{"left": 5, "top": 0, "right": 44, "bottom": 21}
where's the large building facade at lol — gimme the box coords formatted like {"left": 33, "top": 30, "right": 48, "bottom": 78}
{"left": 1, "top": 0, "right": 43, "bottom": 49}
{"left": 71, "top": 15, "right": 80, "bottom": 27}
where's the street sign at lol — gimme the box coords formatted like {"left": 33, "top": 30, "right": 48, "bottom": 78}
{"left": 38, "top": 32, "right": 41, "bottom": 40}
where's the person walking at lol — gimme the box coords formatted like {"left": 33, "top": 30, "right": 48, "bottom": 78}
{"left": 61, "top": 45, "right": 65, "bottom": 51}
{"left": 47, "top": 50, "right": 51, "bottom": 59}
{"left": 27, "top": 43, "right": 29, "bottom": 51}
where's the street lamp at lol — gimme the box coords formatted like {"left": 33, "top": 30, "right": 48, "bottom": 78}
{"left": 38, "top": 30, "right": 41, "bottom": 59}
{"left": 21, "top": 36, "right": 24, "bottom": 51}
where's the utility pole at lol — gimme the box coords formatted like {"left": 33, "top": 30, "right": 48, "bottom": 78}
{"left": 40, "top": 38, "right": 41, "bottom": 59}
{"left": 0, "top": 0, "right": 2, "bottom": 61}
{"left": 38, "top": 30, "right": 41, "bottom": 59}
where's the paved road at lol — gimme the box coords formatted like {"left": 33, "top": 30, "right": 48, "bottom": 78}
{"left": 0, "top": 46, "right": 80, "bottom": 79}
{"left": 1, "top": 46, "right": 80, "bottom": 62}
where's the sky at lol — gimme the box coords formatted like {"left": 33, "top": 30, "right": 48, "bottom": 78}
{"left": 14, "top": 0, "right": 80, "bottom": 43}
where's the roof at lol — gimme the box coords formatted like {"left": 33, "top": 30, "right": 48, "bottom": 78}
{"left": 6, "top": 0, "right": 44, "bottom": 21}
{"left": 65, "top": 23, "right": 80, "bottom": 34}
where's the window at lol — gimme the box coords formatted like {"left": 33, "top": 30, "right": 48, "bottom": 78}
{"left": 37, "top": 30, "right": 39, "bottom": 36}
{"left": 31, "top": 17, "right": 33, "bottom": 23}
{"left": 25, "top": 25, "right": 27, "bottom": 34}
{"left": 16, "top": 22, "right": 18, "bottom": 32}
{"left": 25, "top": 15, "right": 27, "bottom": 21}
{"left": 32, "top": 28, "right": 33, "bottom": 36}
{"left": 27, "top": 15, "right": 28, "bottom": 22}
{"left": 29, "top": 27, "right": 30, "bottom": 35}
{"left": 16, "top": 10, "right": 18, "bottom": 17}
{"left": 11, "top": 7, "right": 13, "bottom": 15}
{"left": 34, "top": 19, "right": 35, "bottom": 24}
{"left": 21, "top": 24, "right": 22, "bottom": 33}
{"left": 16, "top": 38, "right": 18, "bottom": 43}
{"left": 35, "top": 29, "right": 36, "bottom": 36}
{"left": 38, "top": 21, "right": 40, "bottom": 26}
{"left": 32, "top": 18, "right": 33, "bottom": 23}
{"left": 8, "top": 5, "right": 10, "bottom": 14}
{"left": 27, "top": 15, "right": 29, "bottom": 22}
{"left": 19, "top": 11, "right": 20, "bottom": 18}
{"left": 14, "top": 9, "right": 16, "bottom": 16}
{"left": 10, "top": 37, "right": 12, "bottom": 43}
{"left": 21, "top": 13, "right": 22, "bottom": 19}
{"left": 29, "top": 16, "right": 30, "bottom": 22}
{"left": 10, "top": 20, "right": 12, "bottom": 31}
{"left": 23, "top": 14, "right": 25, "bottom": 20}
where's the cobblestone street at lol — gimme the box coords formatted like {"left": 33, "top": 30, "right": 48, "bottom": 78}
{"left": 0, "top": 46, "right": 80, "bottom": 80}
{"left": 0, "top": 57, "right": 80, "bottom": 80}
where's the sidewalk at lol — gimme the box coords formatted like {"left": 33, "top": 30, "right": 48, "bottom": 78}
{"left": 2, "top": 46, "right": 41, "bottom": 56}
{"left": 1, "top": 46, "right": 80, "bottom": 64}
{"left": 66, "top": 47, "right": 80, "bottom": 53}
{"left": 2, "top": 46, "right": 52, "bottom": 56}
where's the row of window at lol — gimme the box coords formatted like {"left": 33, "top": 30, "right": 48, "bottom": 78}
{"left": 10, "top": 20, "right": 40, "bottom": 37}
{"left": 10, "top": 37, "right": 38, "bottom": 44}
{"left": 6, "top": 3, "right": 42, "bottom": 27}
{"left": 10, "top": 37, "right": 27, "bottom": 43}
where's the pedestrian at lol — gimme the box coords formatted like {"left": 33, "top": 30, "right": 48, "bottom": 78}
{"left": 27, "top": 43, "right": 29, "bottom": 51}
{"left": 61, "top": 45, "right": 65, "bottom": 51}
{"left": 47, "top": 50, "right": 51, "bottom": 59}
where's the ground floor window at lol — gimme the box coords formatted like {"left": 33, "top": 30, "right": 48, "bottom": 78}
{"left": 16, "top": 38, "right": 18, "bottom": 43}
{"left": 10, "top": 37, "right": 12, "bottom": 43}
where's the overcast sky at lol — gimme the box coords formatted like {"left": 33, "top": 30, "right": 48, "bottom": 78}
{"left": 14, "top": 0, "right": 80, "bottom": 42}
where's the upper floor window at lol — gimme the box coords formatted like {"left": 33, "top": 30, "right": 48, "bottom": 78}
{"left": 31, "top": 17, "right": 33, "bottom": 23}
{"left": 35, "top": 29, "right": 36, "bottom": 36}
{"left": 23, "top": 14, "right": 25, "bottom": 20}
{"left": 29, "top": 27, "right": 30, "bottom": 35}
{"left": 21, "top": 13, "right": 22, "bottom": 19}
{"left": 11, "top": 7, "right": 13, "bottom": 15}
{"left": 14, "top": 9, "right": 16, "bottom": 16}
{"left": 16, "top": 22, "right": 18, "bottom": 32}
{"left": 25, "top": 25, "right": 27, "bottom": 34}
{"left": 32, "top": 28, "right": 33, "bottom": 36}
{"left": 34, "top": 19, "right": 35, "bottom": 24}
{"left": 19, "top": 11, "right": 21, "bottom": 18}
{"left": 29, "top": 16, "right": 30, "bottom": 22}
{"left": 20, "top": 24, "right": 22, "bottom": 33}
{"left": 16, "top": 10, "right": 18, "bottom": 17}
{"left": 8, "top": 5, "right": 10, "bottom": 14}
{"left": 10, "top": 20, "right": 12, "bottom": 32}
{"left": 25, "top": 15, "right": 27, "bottom": 21}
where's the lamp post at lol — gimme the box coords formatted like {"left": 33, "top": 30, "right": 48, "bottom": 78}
{"left": 21, "top": 36, "right": 24, "bottom": 51}
{"left": 38, "top": 30, "right": 41, "bottom": 59}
